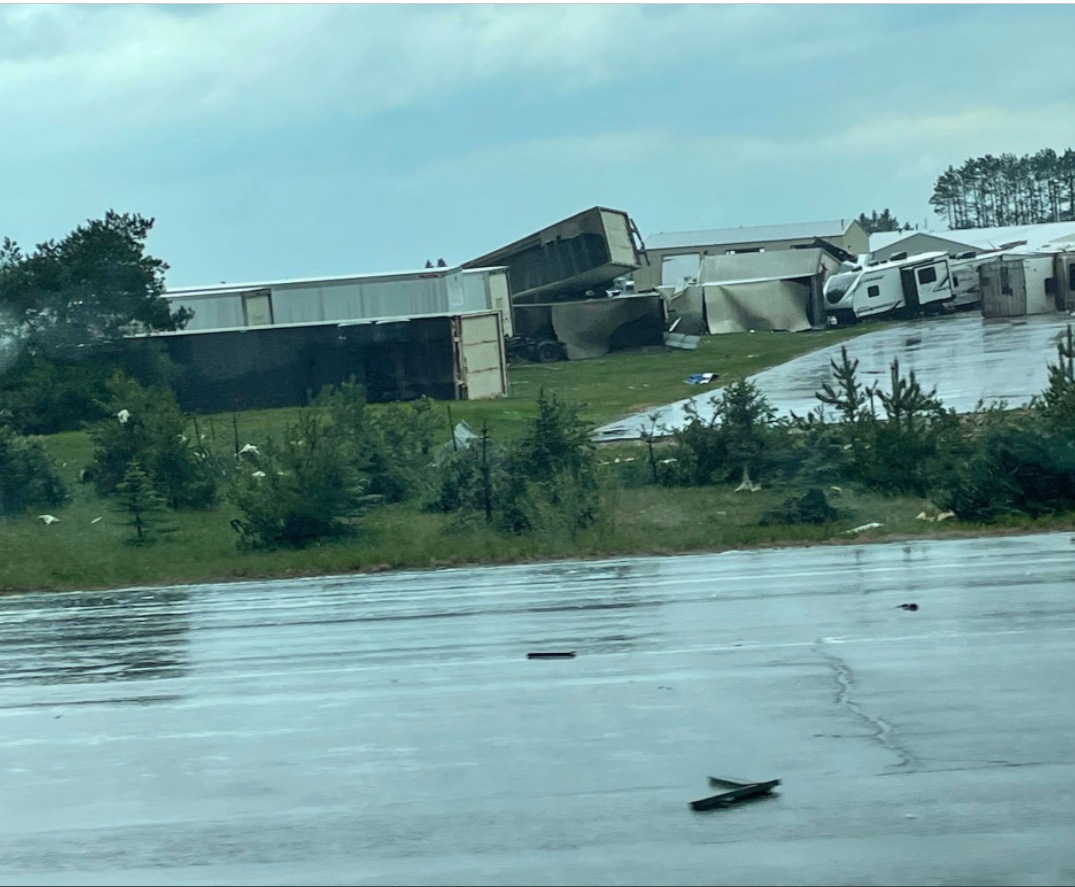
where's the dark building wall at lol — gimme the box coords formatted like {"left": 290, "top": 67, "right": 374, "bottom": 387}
{"left": 159, "top": 318, "right": 458, "bottom": 413}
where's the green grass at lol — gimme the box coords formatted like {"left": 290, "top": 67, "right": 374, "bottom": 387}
{"left": 8, "top": 321, "right": 1068, "bottom": 595}
{"left": 6, "top": 479, "right": 1071, "bottom": 594}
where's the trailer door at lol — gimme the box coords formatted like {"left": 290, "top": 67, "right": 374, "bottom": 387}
{"left": 900, "top": 268, "right": 922, "bottom": 313}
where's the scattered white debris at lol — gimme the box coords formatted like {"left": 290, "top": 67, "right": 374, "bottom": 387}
{"left": 37, "top": 514, "right": 60, "bottom": 525}
{"left": 116, "top": 409, "right": 130, "bottom": 424}
{"left": 238, "top": 443, "right": 260, "bottom": 456}
{"left": 252, "top": 470, "right": 266, "bottom": 478}
{"left": 844, "top": 521, "right": 883, "bottom": 534}
{"left": 734, "top": 467, "right": 761, "bottom": 492}
{"left": 90, "top": 516, "right": 102, "bottom": 524}
{"left": 917, "top": 510, "right": 957, "bottom": 523}
{"left": 830, "top": 485, "right": 843, "bottom": 493}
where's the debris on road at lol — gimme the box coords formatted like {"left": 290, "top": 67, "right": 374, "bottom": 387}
{"left": 526, "top": 651, "right": 576, "bottom": 660}
{"left": 897, "top": 603, "right": 919, "bottom": 612}
{"left": 689, "top": 776, "right": 781, "bottom": 811}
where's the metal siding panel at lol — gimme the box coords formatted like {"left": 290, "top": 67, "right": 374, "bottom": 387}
{"left": 178, "top": 296, "right": 246, "bottom": 330}
{"left": 461, "top": 271, "right": 488, "bottom": 313}
{"left": 320, "top": 283, "right": 368, "bottom": 320}
{"left": 273, "top": 286, "right": 325, "bottom": 324}
{"left": 446, "top": 270, "right": 467, "bottom": 312}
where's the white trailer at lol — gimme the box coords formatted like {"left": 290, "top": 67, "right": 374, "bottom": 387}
{"left": 822, "top": 251, "right": 953, "bottom": 324}
{"left": 163, "top": 266, "right": 514, "bottom": 336}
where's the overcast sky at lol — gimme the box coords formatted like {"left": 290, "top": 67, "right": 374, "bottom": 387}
{"left": 2, "top": 3, "right": 1072, "bottom": 287}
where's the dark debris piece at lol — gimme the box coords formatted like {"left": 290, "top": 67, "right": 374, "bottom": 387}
{"left": 690, "top": 778, "right": 781, "bottom": 812}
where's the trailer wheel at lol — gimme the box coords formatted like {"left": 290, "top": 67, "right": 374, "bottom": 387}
{"left": 536, "top": 340, "right": 564, "bottom": 362}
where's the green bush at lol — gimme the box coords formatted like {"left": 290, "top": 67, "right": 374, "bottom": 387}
{"left": 791, "top": 348, "right": 966, "bottom": 497}
{"left": 759, "top": 487, "right": 839, "bottom": 526}
{"left": 0, "top": 424, "right": 68, "bottom": 517}
{"left": 314, "top": 380, "right": 441, "bottom": 503}
{"left": 1032, "top": 324, "right": 1075, "bottom": 431}
{"left": 87, "top": 373, "right": 217, "bottom": 509}
{"left": 938, "top": 419, "right": 1075, "bottom": 521}
{"left": 429, "top": 390, "right": 604, "bottom": 535}
{"left": 227, "top": 411, "right": 375, "bottom": 549}
{"left": 0, "top": 341, "right": 177, "bottom": 435}
{"left": 428, "top": 426, "right": 508, "bottom": 518}
{"left": 664, "top": 379, "right": 786, "bottom": 486}
{"left": 497, "top": 390, "right": 603, "bottom": 534}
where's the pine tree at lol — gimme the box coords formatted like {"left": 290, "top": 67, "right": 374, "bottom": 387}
{"left": 114, "top": 460, "right": 176, "bottom": 544}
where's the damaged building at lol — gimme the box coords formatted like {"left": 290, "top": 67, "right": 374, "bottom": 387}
{"left": 634, "top": 218, "right": 869, "bottom": 293}
{"left": 663, "top": 248, "right": 842, "bottom": 334}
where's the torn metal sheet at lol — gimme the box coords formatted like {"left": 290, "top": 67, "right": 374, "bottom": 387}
{"left": 664, "top": 331, "right": 700, "bottom": 350}
{"left": 548, "top": 295, "right": 665, "bottom": 360}
{"left": 703, "top": 279, "right": 812, "bottom": 333}
{"left": 665, "top": 285, "right": 708, "bottom": 335}
{"left": 690, "top": 777, "right": 781, "bottom": 811}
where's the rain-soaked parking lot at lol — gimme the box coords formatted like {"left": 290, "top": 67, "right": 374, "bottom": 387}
{"left": 596, "top": 312, "right": 1075, "bottom": 441}
{"left": 2, "top": 532, "right": 1075, "bottom": 886}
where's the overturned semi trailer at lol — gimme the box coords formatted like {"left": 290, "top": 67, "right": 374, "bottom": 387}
{"left": 464, "top": 206, "right": 645, "bottom": 305}
{"left": 141, "top": 311, "right": 507, "bottom": 414}
{"left": 163, "top": 266, "right": 514, "bottom": 337}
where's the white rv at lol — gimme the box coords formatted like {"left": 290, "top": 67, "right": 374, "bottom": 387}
{"left": 823, "top": 251, "right": 954, "bottom": 324}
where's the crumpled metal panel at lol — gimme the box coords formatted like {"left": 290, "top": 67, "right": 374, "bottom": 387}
{"left": 549, "top": 295, "right": 664, "bottom": 360}
{"left": 703, "top": 280, "right": 812, "bottom": 334}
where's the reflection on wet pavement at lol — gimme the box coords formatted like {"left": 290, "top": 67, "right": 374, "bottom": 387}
{"left": 597, "top": 313, "right": 1075, "bottom": 440}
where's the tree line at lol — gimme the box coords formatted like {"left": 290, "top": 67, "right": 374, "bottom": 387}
{"left": 929, "top": 148, "right": 1075, "bottom": 230}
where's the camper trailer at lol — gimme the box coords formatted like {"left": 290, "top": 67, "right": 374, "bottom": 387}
{"left": 823, "top": 251, "right": 953, "bottom": 324}
{"left": 944, "top": 249, "right": 1015, "bottom": 311}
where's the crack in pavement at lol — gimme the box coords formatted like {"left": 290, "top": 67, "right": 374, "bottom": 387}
{"left": 814, "top": 639, "right": 920, "bottom": 771}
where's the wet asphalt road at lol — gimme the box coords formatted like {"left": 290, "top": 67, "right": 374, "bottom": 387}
{"left": 596, "top": 312, "right": 1075, "bottom": 441}
{"left": 2, "top": 532, "right": 1075, "bottom": 886}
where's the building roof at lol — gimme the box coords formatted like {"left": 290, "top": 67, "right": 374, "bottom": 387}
{"left": 645, "top": 219, "right": 856, "bottom": 250}
{"left": 870, "top": 221, "right": 1075, "bottom": 255}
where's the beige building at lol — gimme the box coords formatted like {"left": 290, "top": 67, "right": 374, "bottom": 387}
{"left": 634, "top": 218, "right": 869, "bottom": 292}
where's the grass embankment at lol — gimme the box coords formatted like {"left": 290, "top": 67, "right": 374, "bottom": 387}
{"left": 7, "top": 322, "right": 1068, "bottom": 594}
